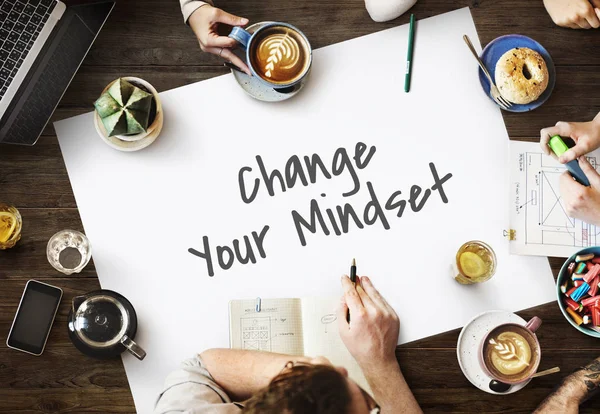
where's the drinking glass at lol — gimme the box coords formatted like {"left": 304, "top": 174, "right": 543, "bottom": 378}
{"left": 47, "top": 230, "right": 92, "bottom": 275}
{"left": 0, "top": 203, "right": 22, "bottom": 250}
{"left": 454, "top": 240, "right": 497, "bottom": 284}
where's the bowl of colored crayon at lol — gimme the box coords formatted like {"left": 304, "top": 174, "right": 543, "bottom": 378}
{"left": 557, "top": 247, "right": 600, "bottom": 338}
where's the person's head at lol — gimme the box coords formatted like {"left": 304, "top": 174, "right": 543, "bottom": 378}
{"left": 242, "top": 357, "right": 380, "bottom": 414}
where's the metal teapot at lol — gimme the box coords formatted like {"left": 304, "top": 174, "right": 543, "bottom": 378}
{"left": 68, "top": 289, "right": 146, "bottom": 360}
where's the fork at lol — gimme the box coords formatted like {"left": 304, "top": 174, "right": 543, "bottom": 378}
{"left": 463, "top": 35, "right": 513, "bottom": 110}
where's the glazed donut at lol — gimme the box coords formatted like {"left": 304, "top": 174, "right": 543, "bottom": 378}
{"left": 494, "top": 48, "right": 549, "bottom": 105}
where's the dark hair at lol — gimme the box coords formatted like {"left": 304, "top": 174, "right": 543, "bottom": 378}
{"left": 242, "top": 364, "right": 351, "bottom": 414}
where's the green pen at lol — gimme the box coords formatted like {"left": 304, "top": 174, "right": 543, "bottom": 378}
{"left": 404, "top": 14, "right": 416, "bottom": 93}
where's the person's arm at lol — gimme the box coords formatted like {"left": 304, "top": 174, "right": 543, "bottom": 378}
{"left": 543, "top": 0, "right": 600, "bottom": 29}
{"left": 337, "top": 275, "right": 423, "bottom": 414}
{"left": 199, "top": 348, "right": 311, "bottom": 401}
{"left": 180, "top": 0, "right": 212, "bottom": 24}
{"left": 534, "top": 356, "right": 600, "bottom": 413}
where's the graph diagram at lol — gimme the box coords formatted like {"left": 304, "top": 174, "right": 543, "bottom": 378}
{"left": 522, "top": 153, "right": 598, "bottom": 248}
{"left": 241, "top": 317, "right": 272, "bottom": 351}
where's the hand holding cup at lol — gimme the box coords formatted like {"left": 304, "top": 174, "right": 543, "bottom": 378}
{"left": 188, "top": 5, "right": 252, "bottom": 75}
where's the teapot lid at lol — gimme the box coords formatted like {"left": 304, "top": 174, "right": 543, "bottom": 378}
{"left": 73, "top": 294, "right": 130, "bottom": 348}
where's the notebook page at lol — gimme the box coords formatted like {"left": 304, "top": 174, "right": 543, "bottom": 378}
{"left": 229, "top": 298, "right": 304, "bottom": 356}
{"left": 300, "top": 297, "right": 371, "bottom": 394}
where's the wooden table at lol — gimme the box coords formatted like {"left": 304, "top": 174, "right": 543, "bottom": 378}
{"left": 1, "top": 0, "right": 599, "bottom": 412}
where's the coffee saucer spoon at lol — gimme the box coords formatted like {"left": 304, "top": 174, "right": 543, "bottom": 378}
{"left": 489, "top": 367, "right": 561, "bottom": 393}
{"left": 532, "top": 366, "right": 561, "bottom": 378}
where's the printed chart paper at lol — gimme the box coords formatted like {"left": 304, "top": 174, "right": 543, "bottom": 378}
{"left": 54, "top": 8, "right": 556, "bottom": 413}
{"left": 509, "top": 140, "right": 600, "bottom": 257}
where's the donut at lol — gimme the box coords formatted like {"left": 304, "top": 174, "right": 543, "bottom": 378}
{"left": 494, "top": 48, "right": 549, "bottom": 104}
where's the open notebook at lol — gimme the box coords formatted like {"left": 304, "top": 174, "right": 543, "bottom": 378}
{"left": 229, "top": 297, "right": 371, "bottom": 394}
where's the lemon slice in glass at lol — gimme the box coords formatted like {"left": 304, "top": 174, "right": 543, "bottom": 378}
{"left": 0, "top": 211, "right": 17, "bottom": 243}
{"left": 459, "top": 251, "right": 486, "bottom": 278}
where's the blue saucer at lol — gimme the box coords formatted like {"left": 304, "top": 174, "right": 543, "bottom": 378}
{"left": 478, "top": 34, "right": 555, "bottom": 113}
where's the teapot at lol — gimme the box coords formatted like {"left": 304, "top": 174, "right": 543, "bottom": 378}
{"left": 68, "top": 289, "right": 146, "bottom": 360}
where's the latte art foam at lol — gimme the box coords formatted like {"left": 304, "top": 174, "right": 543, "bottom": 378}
{"left": 250, "top": 27, "right": 309, "bottom": 85}
{"left": 488, "top": 332, "right": 532, "bottom": 376}
{"left": 483, "top": 324, "right": 540, "bottom": 382}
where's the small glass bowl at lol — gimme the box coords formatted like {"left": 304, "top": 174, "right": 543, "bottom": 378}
{"left": 47, "top": 230, "right": 92, "bottom": 275}
{"left": 0, "top": 203, "right": 22, "bottom": 250}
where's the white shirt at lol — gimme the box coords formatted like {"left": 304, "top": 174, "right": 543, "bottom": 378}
{"left": 154, "top": 355, "right": 244, "bottom": 413}
{"left": 179, "top": 0, "right": 214, "bottom": 23}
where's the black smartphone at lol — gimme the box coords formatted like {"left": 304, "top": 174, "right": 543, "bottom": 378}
{"left": 7, "top": 280, "right": 63, "bottom": 356}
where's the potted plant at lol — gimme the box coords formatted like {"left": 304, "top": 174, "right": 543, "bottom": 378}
{"left": 93, "top": 77, "right": 163, "bottom": 151}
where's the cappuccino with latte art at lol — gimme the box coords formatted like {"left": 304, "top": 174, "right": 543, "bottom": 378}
{"left": 229, "top": 22, "right": 312, "bottom": 89}
{"left": 250, "top": 26, "right": 311, "bottom": 85}
{"left": 482, "top": 323, "right": 540, "bottom": 383}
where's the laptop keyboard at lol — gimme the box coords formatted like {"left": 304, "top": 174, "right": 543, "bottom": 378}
{"left": 0, "top": 0, "right": 57, "bottom": 100}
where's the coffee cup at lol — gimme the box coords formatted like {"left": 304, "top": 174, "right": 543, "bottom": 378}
{"left": 479, "top": 316, "right": 542, "bottom": 385}
{"left": 229, "top": 22, "right": 312, "bottom": 91}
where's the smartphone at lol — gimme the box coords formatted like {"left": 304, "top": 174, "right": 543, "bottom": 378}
{"left": 7, "top": 280, "right": 63, "bottom": 356}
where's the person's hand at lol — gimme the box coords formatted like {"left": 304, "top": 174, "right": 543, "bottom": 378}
{"left": 188, "top": 5, "right": 251, "bottom": 75}
{"left": 540, "top": 115, "right": 600, "bottom": 164}
{"left": 543, "top": 0, "right": 600, "bottom": 29}
{"left": 337, "top": 275, "right": 399, "bottom": 372}
{"left": 559, "top": 156, "right": 600, "bottom": 225}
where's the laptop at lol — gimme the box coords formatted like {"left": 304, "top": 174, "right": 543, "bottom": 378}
{"left": 0, "top": 0, "right": 115, "bottom": 146}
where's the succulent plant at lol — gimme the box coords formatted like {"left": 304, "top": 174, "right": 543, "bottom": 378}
{"left": 94, "top": 78, "right": 154, "bottom": 137}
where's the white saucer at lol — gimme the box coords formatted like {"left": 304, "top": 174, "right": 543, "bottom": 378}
{"left": 230, "top": 22, "right": 307, "bottom": 103}
{"left": 457, "top": 310, "right": 531, "bottom": 395}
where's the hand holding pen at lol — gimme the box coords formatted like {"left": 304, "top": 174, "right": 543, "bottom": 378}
{"left": 337, "top": 274, "right": 400, "bottom": 370}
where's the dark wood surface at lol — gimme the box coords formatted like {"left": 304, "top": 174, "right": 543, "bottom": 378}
{"left": 1, "top": 0, "right": 599, "bottom": 412}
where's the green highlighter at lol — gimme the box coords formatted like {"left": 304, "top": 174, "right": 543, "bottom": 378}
{"left": 548, "top": 135, "right": 590, "bottom": 187}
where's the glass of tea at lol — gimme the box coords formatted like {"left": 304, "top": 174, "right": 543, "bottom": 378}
{"left": 0, "top": 203, "right": 22, "bottom": 250}
{"left": 454, "top": 240, "right": 497, "bottom": 284}
{"left": 46, "top": 230, "right": 92, "bottom": 275}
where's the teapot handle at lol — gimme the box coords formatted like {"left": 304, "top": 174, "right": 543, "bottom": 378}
{"left": 71, "top": 295, "right": 86, "bottom": 314}
{"left": 121, "top": 335, "right": 146, "bottom": 360}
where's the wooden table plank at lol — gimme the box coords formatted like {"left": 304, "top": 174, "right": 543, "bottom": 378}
{"left": 0, "top": 210, "right": 95, "bottom": 278}
{"left": 397, "top": 349, "right": 600, "bottom": 412}
{"left": 76, "top": 0, "right": 600, "bottom": 67}
{"left": 0, "top": 389, "right": 135, "bottom": 414}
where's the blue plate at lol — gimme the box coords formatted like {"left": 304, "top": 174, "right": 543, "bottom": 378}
{"left": 478, "top": 34, "right": 555, "bottom": 112}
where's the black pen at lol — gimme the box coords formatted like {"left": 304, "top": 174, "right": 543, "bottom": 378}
{"left": 347, "top": 258, "right": 356, "bottom": 322}
{"left": 224, "top": 62, "right": 243, "bottom": 73}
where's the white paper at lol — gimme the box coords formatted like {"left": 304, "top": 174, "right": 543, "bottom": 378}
{"left": 54, "top": 8, "right": 556, "bottom": 413}
{"left": 509, "top": 140, "right": 600, "bottom": 257}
